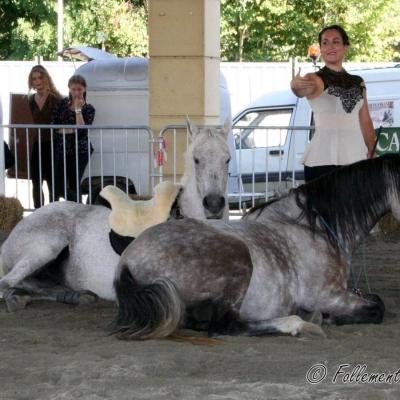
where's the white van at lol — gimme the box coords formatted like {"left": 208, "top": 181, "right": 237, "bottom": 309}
{"left": 74, "top": 56, "right": 238, "bottom": 201}
{"left": 233, "top": 66, "right": 400, "bottom": 192}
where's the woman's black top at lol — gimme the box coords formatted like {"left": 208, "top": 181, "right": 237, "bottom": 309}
{"left": 315, "top": 66, "right": 364, "bottom": 113}
{"left": 53, "top": 97, "right": 95, "bottom": 155}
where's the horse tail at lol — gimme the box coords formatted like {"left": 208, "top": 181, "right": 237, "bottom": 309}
{"left": 112, "top": 265, "right": 184, "bottom": 340}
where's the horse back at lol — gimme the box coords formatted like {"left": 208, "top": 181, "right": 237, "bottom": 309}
{"left": 120, "top": 218, "right": 253, "bottom": 308}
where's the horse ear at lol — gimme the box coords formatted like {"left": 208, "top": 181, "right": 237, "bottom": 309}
{"left": 220, "top": 118, "right": 231, "bottom": 140}
{"left": 186, "top": 116, "right": 199, "bottom": 138}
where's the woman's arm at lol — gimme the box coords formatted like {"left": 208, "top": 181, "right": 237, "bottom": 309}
{"left": 74, "top": 109, "right": 85, "bottom": 125}
{"left": 359, "top": 88, "right": 376, "bottom": 158}
{"left": 73, "top": 95, "right": 86, "bottom": 125}
{"left": 82, "top": 104, "right": 95, "bottom": 125}
{"left": 290, "top": 72, "right": 322, "bottom": 99}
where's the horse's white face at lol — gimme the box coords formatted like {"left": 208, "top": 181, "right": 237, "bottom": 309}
{"left": 184, "top": 119, "right": 231, "bottom": 219}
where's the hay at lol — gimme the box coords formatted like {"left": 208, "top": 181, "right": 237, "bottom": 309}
{"left": 0, "top": 196, "right": 24, "bottom": 231}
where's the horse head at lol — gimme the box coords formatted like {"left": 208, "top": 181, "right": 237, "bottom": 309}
{"left": 181, "top": 117, "right": 231, "bottom": 219}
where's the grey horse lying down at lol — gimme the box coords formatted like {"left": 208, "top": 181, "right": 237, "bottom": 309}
{"left": 111, "top": 155, "right": 399, "bottom": 339}
{"left": 0, "top": 121, "right": 231, "bottom": 311}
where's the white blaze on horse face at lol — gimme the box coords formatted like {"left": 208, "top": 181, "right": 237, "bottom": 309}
{"left": 193, "top": 130, "right": 230, "bottom": 219}
{"left": 182, "top": 120, "right": 230, "bottom": 219}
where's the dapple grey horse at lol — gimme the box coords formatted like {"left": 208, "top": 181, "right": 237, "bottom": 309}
{"left": 112, "top": 155, "right": 399, "bottom": 339}
{"left": 0, "top": 120, "right": 231, "bottom": 310}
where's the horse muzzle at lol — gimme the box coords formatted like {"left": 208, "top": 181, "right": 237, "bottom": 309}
{"left": 203, "top": 194, "right": 226, "bottom": 219}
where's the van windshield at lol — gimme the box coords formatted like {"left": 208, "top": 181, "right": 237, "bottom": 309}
{"left": 234, "top": 108, "right": 292, "bottom": 149}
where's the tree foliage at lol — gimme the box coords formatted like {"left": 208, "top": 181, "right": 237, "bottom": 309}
{"left": 1, "top": 0, "right": 400, "bottom": 62}
{"left": 1, "top": 0, "right": 148, "bottom": 60}
{"left": 0, "top": 0, "right": 56, "bottom": 59}
{"left": 220, "top": 0, "right": 400, "bottom": 62}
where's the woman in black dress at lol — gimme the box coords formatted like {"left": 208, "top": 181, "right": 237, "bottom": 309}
{"left": 53, "top": 75, "right": 95, "bottom": 202}
{"left": 28, "top": 65, "right": 62, "bottom": 207}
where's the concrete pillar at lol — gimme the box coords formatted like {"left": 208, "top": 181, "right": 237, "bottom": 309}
{"left": 148, "top": 0, "right": 220, "bottom": 179}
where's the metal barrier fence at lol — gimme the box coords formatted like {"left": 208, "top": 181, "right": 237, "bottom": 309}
{"left": 158, "top": 124, "right": 313, "bottom": 212}
{"left": 232, "top": 124, "right": 313, "bottom": 210}
{"left": 0, "top": 124, "right": 156, "bottom": 211}
{"left": 0, "top": 123, "right": 312, "bottom": 213}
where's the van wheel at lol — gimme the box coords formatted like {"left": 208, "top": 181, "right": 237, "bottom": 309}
{"left": 86, "top": 187, "right": 104, "bottom": 206}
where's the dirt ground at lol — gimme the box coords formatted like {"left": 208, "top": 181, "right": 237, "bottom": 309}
{"left": 1, "top": 229, "right": 400, "bottom": 400}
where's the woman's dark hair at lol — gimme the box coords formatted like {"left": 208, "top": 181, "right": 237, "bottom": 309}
{"left": 68, "top": 74, "right": 87, "bottom": 88}
{"left": 318, "top": 25, "right": 350, "bottom": 46}
{"left": 68, "top": 74, "right": 87, "bottom": 101}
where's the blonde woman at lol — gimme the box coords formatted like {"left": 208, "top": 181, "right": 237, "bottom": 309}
{"left": 28, "top": 65, "right": 62, "bottom": 207}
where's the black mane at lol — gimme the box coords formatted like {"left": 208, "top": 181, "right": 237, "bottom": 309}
{"left": 246, "top": 154, "right": 400, "bottom": 246}
{"left": 294, "top": 154, "right": 400, "bottom": 245}
{"left": 243, "top": 197, "right": 282, "bottom": 219}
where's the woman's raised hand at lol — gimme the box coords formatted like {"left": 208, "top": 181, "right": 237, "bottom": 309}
{"left": 72, "top": 95, "right": 85, "bottom": 110}
{"left": 290, "top": 70, "right": 317, "bottom": 98}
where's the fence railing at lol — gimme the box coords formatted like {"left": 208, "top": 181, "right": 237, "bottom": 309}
{"left": 1, "top": 124, "right": 155, "bottom": 210}
{"left": 232, "top": 124, "right": 313, "bottom": 209}
{"left": 0, "top": 123, "right": 312, "bottom": 213}
{"left": 157, "top": 124, "right": 312, "bottom": 211}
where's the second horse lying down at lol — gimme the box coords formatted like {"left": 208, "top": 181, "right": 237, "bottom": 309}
{"left": 0, "top": 120, "right": 231, "bottom": 310}
{"left": 112, "top": 155, "right": 397, "bottom": 339}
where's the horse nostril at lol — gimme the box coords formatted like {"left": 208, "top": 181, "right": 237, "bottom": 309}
{"left": 203, "top": 195, "right": 225, "bottom": 213}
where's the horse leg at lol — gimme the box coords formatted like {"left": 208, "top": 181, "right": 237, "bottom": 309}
{"left": 1, "top": 277, "right": 98, "bottom": 312}
{"left": 206, "top": 301, "right": 325, "bottom": 337}
{"left": 0, "top": 259, "right": 47, "bottom": 292}
{"left": 297, "top": 307, "right": 324, "bottom": 326}
{"left": 1, "top": 288, "right": 33, "bottom": 312}
{"left": 317, "top": 290, "right": 385, "bottom": 325}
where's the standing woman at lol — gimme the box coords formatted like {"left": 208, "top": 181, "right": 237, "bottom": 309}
{"left": 28, "top": 65, "right": 62, "bottom": 207}
{"left": 53, "top": 75, "right": 95, "bottom": 202}
{"left": 290, "top": 25, "right": 376, "bottom": 183}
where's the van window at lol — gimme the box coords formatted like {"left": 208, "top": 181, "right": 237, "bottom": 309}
{"left": 234, "top": 108, "right": 292, "bottom": 149}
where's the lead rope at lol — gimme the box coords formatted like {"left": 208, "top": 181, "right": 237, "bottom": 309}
{"left": 360, "top": 240, "right": 372, "bottom": 293}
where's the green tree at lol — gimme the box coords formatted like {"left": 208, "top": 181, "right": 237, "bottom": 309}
{"left": 2, "top": 0, "right": 400, "bottom": 62}
{"left": 64, "top": 0, "right": 148, "bottom": 58}
{"left": 0, "top": 0, "right": 56, "bottom": 60}
{"left": 220, "top": 0, "right": 400, "bottom": 62}
{"left": 0, "top": 0, "right": 148, "bottom": 60}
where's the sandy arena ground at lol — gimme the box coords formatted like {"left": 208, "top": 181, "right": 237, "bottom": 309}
{"left": 0, "top": 229, "right": 399, "bottom": 400}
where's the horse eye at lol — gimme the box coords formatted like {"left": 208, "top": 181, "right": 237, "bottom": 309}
{"left": 194, "top": 157, "right": 199, "bottom": 165}
{"left": 226, "top": 157, "right": 231, "bottom": 164}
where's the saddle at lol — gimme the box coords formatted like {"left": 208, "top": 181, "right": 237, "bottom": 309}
{"left": 99, "top": 181, "right": 182, "bottom": 255}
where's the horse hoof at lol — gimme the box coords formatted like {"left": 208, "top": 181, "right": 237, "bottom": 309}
{"left": 77, "top": 290, "right": 98, "bottom": 305}
{"left": 56, "top": 290, "right": 98, "bottom": 305}
{"left": 3, "top": 288, "right": 32, "bottom": 312}
{"left": 297, "top": 321, "right": 327, "bottom": 338}
{"left": 297, "top": 308, "right": 324, "bottom": 326}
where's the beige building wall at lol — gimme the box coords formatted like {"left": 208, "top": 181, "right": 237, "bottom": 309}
{"left": 148, "top": 0, "right": 221, "bottom": 178}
